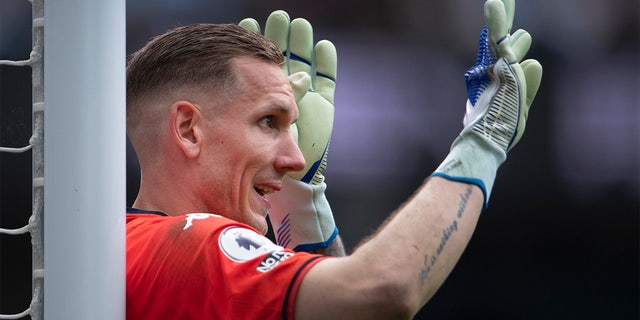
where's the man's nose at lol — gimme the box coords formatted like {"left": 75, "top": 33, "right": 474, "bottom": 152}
{"left": 274, "top": 131, "right": 306, "bottom": 174}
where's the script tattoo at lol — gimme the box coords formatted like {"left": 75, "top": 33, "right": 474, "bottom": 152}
{"left": 419, "top": 186, "right": 473, "bottom": 283}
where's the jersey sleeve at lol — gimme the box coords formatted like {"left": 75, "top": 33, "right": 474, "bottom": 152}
{"left": 126, "top": 213, "right": 328, "bottom": 320}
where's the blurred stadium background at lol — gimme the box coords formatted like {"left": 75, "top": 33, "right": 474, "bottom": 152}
{"left": 1, "top": 0, "right": 638, "bottom": 319}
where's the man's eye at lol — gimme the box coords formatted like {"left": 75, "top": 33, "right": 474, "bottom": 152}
{"left": 260, "top": 116, "right": 273, "bottom": 128}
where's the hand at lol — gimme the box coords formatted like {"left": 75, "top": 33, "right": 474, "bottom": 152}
{"left": 240, "top": 11, "right": 337, "bottom": 184}
{"left": 239, "top": 11, "right": 340, "bottom": 252}
{"left": 463, "top": 0, "right": 543, "bottom": 152}
{"left": 433, "top": 0, "right": 543, "bottom": 206}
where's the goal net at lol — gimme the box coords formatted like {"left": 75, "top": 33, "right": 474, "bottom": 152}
{"left": 0, "top": 0, "right": 126, "bottom": 319}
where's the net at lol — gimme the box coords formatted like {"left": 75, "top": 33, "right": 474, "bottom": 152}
{"left": 1, "top": 0, "right": 126, "bottom": 319}
{"left": 0, "top": 0, "right": 44, "bottom": 319}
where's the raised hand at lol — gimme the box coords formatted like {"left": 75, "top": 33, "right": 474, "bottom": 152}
{"left": 433, "top": 0, "right": 543, "bottom": 206}
{"left": 464, "top": 0, "right": 543, "bottom": 152}
{"left": 239, "top": 11, "right": 341, "bottom": 253}
{"left": 241, "top": 11, "right": 337, "bottom": 184}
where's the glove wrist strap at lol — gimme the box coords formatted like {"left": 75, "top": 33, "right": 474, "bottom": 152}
{"left": 432, "top": 129, "right": 506, "bottom": 209}
{"left": 267, "top": 175, "right": 338, "bottom": 252}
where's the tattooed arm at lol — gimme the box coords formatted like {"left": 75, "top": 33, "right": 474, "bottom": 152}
{"left": 294, "top": 177, "right": 483, "bottom": 319}
{"left": 293, "top": 0, "right": 542, "bottom": 316}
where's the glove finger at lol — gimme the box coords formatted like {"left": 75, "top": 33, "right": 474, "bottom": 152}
{"left": 238, "top": 18, "right": 260, "bottom": 34}
{"left": 485, "top": 0, "right": 516, "bottom": 63}
{"left": 313, "top": 40, "right": 337, "bottom": 104}
{"left": 289, "top": 18, "right": 314, "bottom": 79}
{"left": 485, "top": 0, "right": 508, "bottom": 44}
{"left": 521, "top": 59, "right": 543, "bottom": 107}
{"left": 510, "top": 29, "right": 531, "bottom": 62}
{"left": 287, "top": 71, "right": 310, "bottom": 146}
{"left": 509, "top": 59, "right": 542, "bottom": 151}
{"left": 264, "top": 10, "right": 291, "bottom": 71}
{"left": 294, "top": 92, "right": 334, "bottom": 182}
{"left": 288, "top": 71, "right": 312, "bottom": 103}
{"left": 502, "top": 0, "right": 515, "bottom": 34}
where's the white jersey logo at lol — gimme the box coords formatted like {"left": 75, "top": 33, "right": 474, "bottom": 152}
{"left": 183, "top": 213, "right": 220, "bottom": 230}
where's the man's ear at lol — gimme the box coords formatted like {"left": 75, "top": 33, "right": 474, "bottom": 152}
{"left": 169, "top": 101, "right": 202, "bottom": 159}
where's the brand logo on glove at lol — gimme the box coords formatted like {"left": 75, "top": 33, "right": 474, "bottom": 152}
{"left": 440, "top": 159, "right": 463, "bottom": 173}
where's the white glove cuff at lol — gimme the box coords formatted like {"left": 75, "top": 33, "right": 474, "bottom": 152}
{"left": 267, "top": 175, "right": 338, "bottom": 252}
{"left": 432, "top": 130, "right": 506, "bottom": 209}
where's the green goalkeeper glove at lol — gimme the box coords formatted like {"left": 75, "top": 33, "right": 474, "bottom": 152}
{"left": 432, "top": 0, "right": 543, "bottom": 208}
{"left": 240, "top": 11, "right": 338, "bottom": 252}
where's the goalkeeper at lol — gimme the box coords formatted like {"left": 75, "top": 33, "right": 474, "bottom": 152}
{"left": 125, "top": 0, "right": 542, "bottom": 319}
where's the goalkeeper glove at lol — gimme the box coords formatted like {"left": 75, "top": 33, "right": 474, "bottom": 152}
{"left": 240, "top": 11, "right": 339, "bottom": 252}
{"left": 432, "top": 0, "right": 543, "bottom": 208}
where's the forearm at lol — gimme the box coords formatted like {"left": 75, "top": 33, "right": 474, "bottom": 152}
{"left": 295, "top": 177, "right": 484, "bottom": 319}
{"left": 354, "top": 177, "right": 482, "bottom": 309}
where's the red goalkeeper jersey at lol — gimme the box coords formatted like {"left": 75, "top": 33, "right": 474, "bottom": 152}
{"left": 126, "top": 209, "right": 326, "bottom": 320}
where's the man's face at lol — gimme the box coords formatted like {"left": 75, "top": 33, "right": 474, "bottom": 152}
{"left": 198, "top": 57, "right": 305, "bottom": 234}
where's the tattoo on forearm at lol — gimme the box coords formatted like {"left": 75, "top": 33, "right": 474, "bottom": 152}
{"left": 419, "top": 186, "right": 473, "bottom": 283}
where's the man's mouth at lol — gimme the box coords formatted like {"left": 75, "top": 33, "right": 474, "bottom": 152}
{"left": 254, "top": 185, "right": 277, "bottom": 196}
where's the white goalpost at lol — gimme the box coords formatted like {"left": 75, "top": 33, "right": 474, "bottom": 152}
{"left": 43, "top": 0, "right": 126, "bottom": 319}
{"left": 0, "top": 0, "right": 126, "bottom": 319}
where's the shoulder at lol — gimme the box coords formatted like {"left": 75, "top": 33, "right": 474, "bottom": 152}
{"left": 126, "top": 212, "right": 263, "bottom": 247}
{"left": 126, "top": 212, "right": 248, "bottom": 231}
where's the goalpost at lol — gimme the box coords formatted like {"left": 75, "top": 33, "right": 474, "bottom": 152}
{"left": 0, "top": 0, "right": 126, "bottom": 319}
{"left": 43, "top": 0, "right": 126, "bottom": 319}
